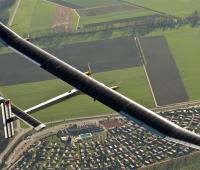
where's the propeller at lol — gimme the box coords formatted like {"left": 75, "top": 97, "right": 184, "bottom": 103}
{"left": 84, "top": 62, "right": 93, "bottom": 76}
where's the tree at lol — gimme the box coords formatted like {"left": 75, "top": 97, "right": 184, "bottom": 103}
{"left": 189, "top": 10, "right": 200, "bottom": 27}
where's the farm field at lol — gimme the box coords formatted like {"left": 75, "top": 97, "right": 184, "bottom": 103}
{"left": 69, "top": 9, "right": 79, "bottom": 31}
{"left": 0, "top": 67, "right": 154, "bottom": 122}
{"left": 178, "top": 162, "right": 200, "bottom": 170}
{"left": 0, "top": 37, "right": 141, "bottom": 85}
{"left": 48, "top": 1, "right": 156, "bottom": 28}
{"left": 148, "top": 26, "right": 200, "bottom": 101}
{"left": 143, "top": 151, "right": 200, "bottom": 170}
{"left": 77, "top": 3, "right": 138, "bottom": 17}
{"left": 29, "top": 0, "right": 56, "bottom": 32}
{"left": 12, "top": 0, "right": 56, "bottom": 34}
{"left": 79, "top": 8, "right": 155, "bottom": 27}
{"left": 49, "top": 37, "right": 142, "bottom": 72}
{"left": 124, "top": 0, "right": 200, "bottom": 16}
{"left": 139, "top": 36, "right": 188, "bottom": 106}
{"left": 47, "top": 0, "right": 121, "bottom": 8}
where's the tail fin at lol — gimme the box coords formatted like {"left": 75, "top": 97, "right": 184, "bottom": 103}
{"left": 0, "top": 99, "right": 15, "bottom": 138}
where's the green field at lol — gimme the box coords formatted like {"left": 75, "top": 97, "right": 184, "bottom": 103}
{"left": 124, "top": 0, "right": 200, "bottom": 16}
{"left": 70, "top": 10, "right": 79, "bottom": 31}
{"left": 79, "top": 9, "right": 155, "bottom": 26}
{"left": 0, "top": 67, "right": 154, "bottom": 123}
{"left": 148, "top": 26, "right": 200, "bottom": 101}
{"left": 53, "top": 0, "right": 121, "bottom": 8}
{"left": 29, "top": 0, "right": 56, "bottom": 32}
{"left": 11, "top": 0, "right": 56, "bottom": 34}
{"left": 143, "top": 151, "right": 200, "bottom": 170}
{"left": 178, "top": 163, "right": 200, "bottom": 170}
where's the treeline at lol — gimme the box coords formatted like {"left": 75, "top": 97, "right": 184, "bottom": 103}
{"left": 186, "top": 10, "right": 200, "bottom": 27}
{"left": 0, "top": 0, "right": 16, "bottom": 24}
{"left": 81, "top": 11, "right": 200, "bottom": 33}
{"left": 1, "top": 9, "right": 200, "bottom": 51}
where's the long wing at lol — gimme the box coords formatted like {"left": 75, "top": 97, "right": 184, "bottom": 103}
{"left": 1, "top": 23, "right": 200, "bottom": 149}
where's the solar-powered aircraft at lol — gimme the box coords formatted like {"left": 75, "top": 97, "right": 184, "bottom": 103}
{"left": 1, "top": 23, "right": 200, "bottom": 149}
{"left": 0, "top": 71, "right": 118, "bottom": 138}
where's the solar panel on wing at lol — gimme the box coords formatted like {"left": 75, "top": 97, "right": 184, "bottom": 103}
{"left": 11, "top": 105, "right": 45, "bottom": 130}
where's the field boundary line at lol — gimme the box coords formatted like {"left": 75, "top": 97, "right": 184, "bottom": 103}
{"left": 121, "top": 0, "right": 166, "bottom": 15}
{"left": 8, "top": 0, "right": 21, "bottom": 26}
{"left": 142, "top": 64, "right": 158, "bottom": 107}
{"left": 134, "top": 36, "right": 158, "bottom": 107}
{"left": 43, "top": 0, "right": 68, "bottom": 8}
{"left": 74, "top": 9, "right": 80, "bottom": 30}
{"left": 78, "top": 3, "right": 125, "bottom": 10}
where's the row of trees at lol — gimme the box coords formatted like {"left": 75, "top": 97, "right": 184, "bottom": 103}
{"left": 79, "top": 10, "right": 200, "bottom": 33}
{"left": 6, "top": 10, "right": 198, "bottom": 50}
{"left": 187, "top": 10, "right": 200, "bottom": 27}
{"left": 1, "top": 6, "right": 199, "bottom": 50}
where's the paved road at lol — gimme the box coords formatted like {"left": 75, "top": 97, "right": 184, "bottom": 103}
{"left": 2, "top": 114, "right": 118, "bottom": 169}
{"left": 152, "top": 99, "right": 200, "bottom": 112}
{"left": 3, "top": 99, "right": 200, "bottom": 169}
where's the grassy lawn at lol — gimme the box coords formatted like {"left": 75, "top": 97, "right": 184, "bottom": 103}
{"left": 145, "top": 152, "right": 200, "bottom": 170}
{"left": 29, "top": 0, "right": 56, "bottom": 32}
{"left": 0, "top": 67, "right": 154, "bottom": 123}
{"left": 11, "top": 0, "right": 38, "bottom": 33}
{"left": 177, "top": 163, "right": 200, "bottom": 170}
{"left": 56, "top": 28, "right": 134, "bottom": 46}
{"left": 79, "top": 9, "right": 155, "bottom": 26}
{"left": 148, "top": 26, "right": 200, "bottom": 101}
{"left": 11, "top": 0, "right": 56, "bottom": 34}
{"left": 124, "top": 0, "right": 200, "bottom": 16}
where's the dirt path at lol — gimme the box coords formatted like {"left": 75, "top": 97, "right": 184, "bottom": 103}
{"left": 52, "top": 6, "right": 72, "bottom": 33}
{"left": 0, "top": 128, "right": 30, "bottom": 163}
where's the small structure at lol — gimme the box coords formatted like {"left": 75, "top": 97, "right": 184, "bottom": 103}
{"left": 79, "top": 133, "right": 92, "bottom": 140}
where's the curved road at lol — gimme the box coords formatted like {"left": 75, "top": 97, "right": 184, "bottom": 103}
{"left": 2, "top": 99, "right": 200, "bottom": 169}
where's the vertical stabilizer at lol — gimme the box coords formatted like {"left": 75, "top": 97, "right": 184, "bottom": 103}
{"left": 0, "top": 98, "right": 15, "bottom": 138}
